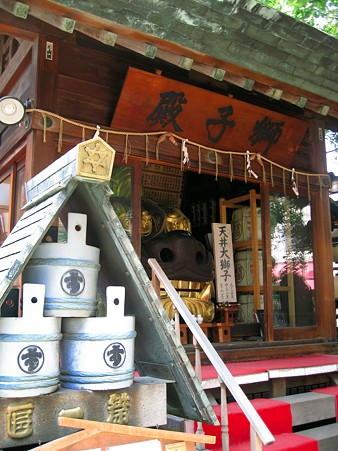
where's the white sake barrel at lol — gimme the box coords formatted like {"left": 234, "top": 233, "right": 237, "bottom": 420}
{"left": 333, "top": 245, "right": 338, "bottom": 263}
{"left": 60, "top": 286, "right": 136, "bottom": 390}
{"left": 231, "top": 207, "right": 262, "bottom": 242}
{"left": 237, "top": 294, "right": 264, "bottom": 323}
{"left": 23, "top": 213, "right": 100, "bottom": 317}
{"left": 0, "top": 284, "right": 61, "bottom": 397}
{"left": 234, "top": 249, "right": 263, "bottom": 287}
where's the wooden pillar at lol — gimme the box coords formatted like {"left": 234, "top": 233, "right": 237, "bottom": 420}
{"left": 260, "top": 183, "right": 274, "bottom": 341}
{"left": 309, "top": 119, "right": 336, "bottom": 340}
{"left": 271, "top": 378, "right": 286, "bottom": 398}
{"left": 131, "top": 159, "right": 142, "bottom": 257}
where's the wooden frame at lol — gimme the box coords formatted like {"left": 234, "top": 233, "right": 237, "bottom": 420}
{"left": 29, "top": 417, "right": 216, "bottom": 451}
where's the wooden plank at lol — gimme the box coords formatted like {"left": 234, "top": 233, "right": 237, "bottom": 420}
{"left": 0, "top": 39, "right": 33, "bottom": 94}
{"left": 58, "top": 417, "right": 216, "bottom": 444}
{"left": 31, "top": 431, "right": 193, "bottom": 451}
{"left": 0, "top": 181, "right": 78, "bottom": 306}
{"left": 25, "top": 146, "right": 77, "bottom": 190}
{"left": 0, "top": 195, "right": 57, "bottom": 264}
{"left": 57, "top": 41, "right": 125, "bottom": 90}
{"left": 212, "top": 223, "right": 236, "bottom": 304}
{"left": 25, "top": 146, "right": 77, "bottom": 201}
{"left": 58, "top": 73, "right": 116, "bottom": 102}
{"left": 0, "top": 255, "right": 20, "bottom": 274}
{"left": 29, "top": 429, "right": 101, "bottom": 451}
{"left": 2, "top": 219, "right": 48, "bottom": 247}
{"left": 111, "top": 68, "right": 309, "bottom": 164}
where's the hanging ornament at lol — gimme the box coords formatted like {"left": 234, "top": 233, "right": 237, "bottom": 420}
{"left": 307, "top": 174, "right": 310, "bottom": 201}
{"left": 198, "top": 146, "right": 201, "bottom": 174}
{"left": 283, "top": 169, "right": 286, "bottom": 195}
{"left": 93, "top": 125, "right": 100, "bottom": 138}
{"left": 26, "top": 108, "right": 330, "bottom": 195}
{"left": 270, "top": 162, "right": 274, "bottom": 187}
{"left": 57, "top": 118, "right": 63, "bottom": 153}
{"left": 156, "top": 132, "right": 177, "bottom": 160}
{"left": 123, "top": 134, "right": 131, "bottom": 163}
{"left": 246, "top": 150, "right": 258, "bottom": 179}
{"left": 156, "top": 132, "right": 177, "bottom": 146}
{"left": 215, "top": 151, "right": 218, "bottom": 180}
{"left": 250, "top": 152, "right": 265, "bottom": 181}
{"left": 145, "top": 135, "right": 149, "bottom": 166}
{"left": 291, "top": 168, "right": 299, "bottom": 197}
{"left": 181, "top": 139, "right": 190, "bottom": 166}
{"left": 229, "top": 154, "right": 233, "bottom": 182}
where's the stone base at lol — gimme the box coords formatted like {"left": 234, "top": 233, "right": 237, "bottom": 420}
{"left": 0, "top": 377, "right": 167, "bottom": 449}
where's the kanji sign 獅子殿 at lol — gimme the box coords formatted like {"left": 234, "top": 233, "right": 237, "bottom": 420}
{"left": 112, "top": 68, "right": 308, "bottom": 163}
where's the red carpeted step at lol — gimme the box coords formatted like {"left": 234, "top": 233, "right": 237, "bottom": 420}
{"left": 200, "top": 354, "right": 338, "bottom": 381}
{"left": 201, "top": 398, "right": 292, "bottom": 449}
{"left": 228, "top": 433, "right": 319, "bottom": 451}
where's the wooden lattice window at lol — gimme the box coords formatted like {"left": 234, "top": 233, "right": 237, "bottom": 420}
{"left": 0, "top": 35, "right": 20, "bottom": 75}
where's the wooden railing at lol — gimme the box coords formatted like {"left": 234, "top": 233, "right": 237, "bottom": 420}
{"left": 149, "top": 258, "right": 275, "bottom": 451}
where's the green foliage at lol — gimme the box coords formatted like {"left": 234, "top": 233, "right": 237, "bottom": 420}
{"left": 270, "top": 195, "right": 312, "bottom": 269}
{"left": 326, "top": 130, "right": 338, "bottom": 149}
{"left": 260, "top": 0, "right": 338, "bottom": 37}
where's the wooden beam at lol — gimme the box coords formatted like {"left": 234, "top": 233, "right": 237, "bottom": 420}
{"left": 29, "top": 429, "right": 102, "bottom": 451}
{"left": 117, "top": 35, "right": 158, "bottom": 58}
{"left": 57, "top": 417, "right": 216, "bottom": 444}
{"left": 0, "top": 0, "right": 29, "bottom": 19}
{"left": 191, "top": 61, "right": 225, "bottom": 81}
{"left": 222, "top": 72, "right": 255, "bottom": 91}
{"left": 260, "top": 183, "right": 274, "bottom": 342}
{"left": 156, "top": 47, "right": 194, "bottom": 69}
{"left": 75, "top": 22, "right": 117, "bottom": 47}
{"left": 0, "top": 39, "right": 33, "bottom": 94}
{"left": 28, "top": 4, "right": 75, "bottom": 33}
{"left": 1, "top": 0, "right": 337, "bottom": 119}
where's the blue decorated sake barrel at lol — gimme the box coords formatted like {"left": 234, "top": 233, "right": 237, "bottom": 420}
{"left": 60, "top": 286, "right": 136, "bottom": 390}
{"left": 0, "top": 284, "right": 61, "bottom": 397}
{"left": 23, "top": 212, "right": 100, "bottom": 317}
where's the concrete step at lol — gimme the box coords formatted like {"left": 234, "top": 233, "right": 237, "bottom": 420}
{"left": 275, "top": 391, "right": 337, "bottom": 427}
{"left": 296, "top": 423, "right": 338, "bottom": 451}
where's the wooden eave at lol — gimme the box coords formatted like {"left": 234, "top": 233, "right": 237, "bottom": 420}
{"left": 0, "top": 0, "right": 338, "bottom": 125}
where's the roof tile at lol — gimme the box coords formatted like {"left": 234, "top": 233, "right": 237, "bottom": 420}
{"left": 50, "top": 0, "right": 338, "bottom": 106}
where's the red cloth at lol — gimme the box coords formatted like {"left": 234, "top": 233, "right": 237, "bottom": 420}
{"left": 198, "top": 355, "right": 331, "bottom": 450}
{"left": 201, "top": 398, "right": 292, "bottom": 449}
{"left": 200, "top": 354, "right": 338, "bottom": 380}
{"left": 230, "top": 433, "right": 319, "bottom": 451}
